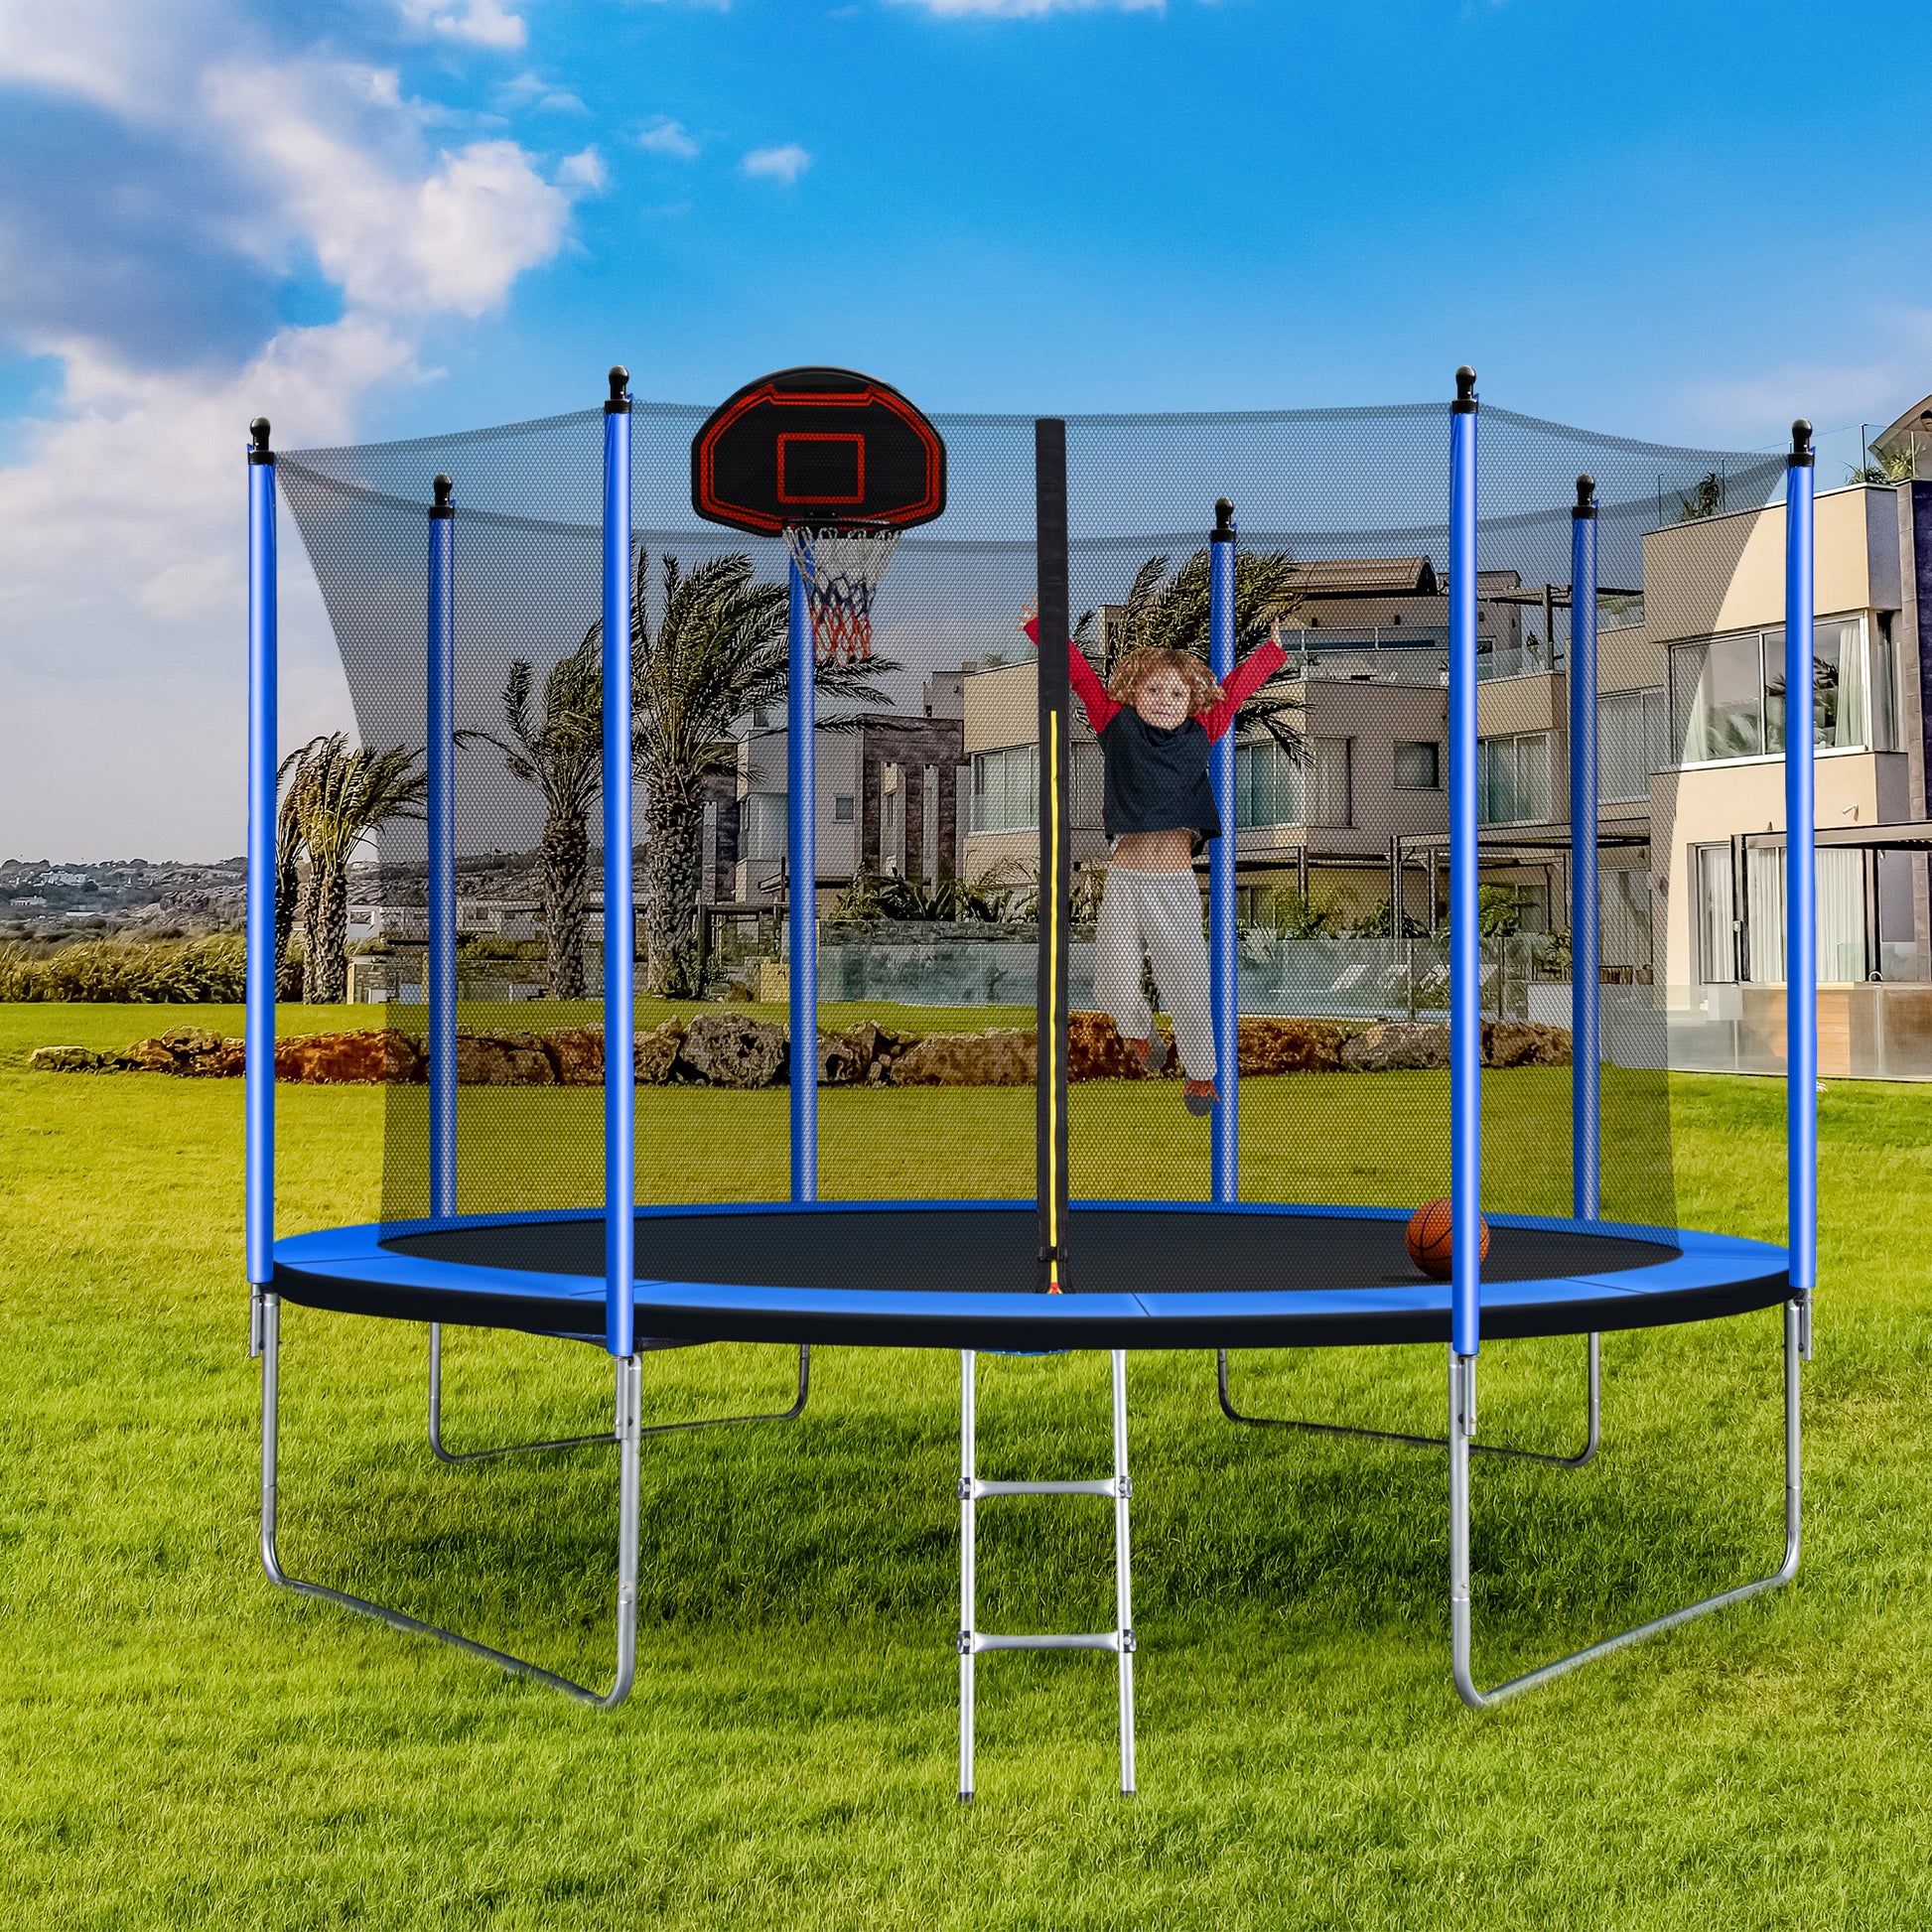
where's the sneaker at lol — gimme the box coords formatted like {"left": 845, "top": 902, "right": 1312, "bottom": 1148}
{"left": 1126, "top": 1032, "right": 1170, "bottom": 1073}
{"left": 1183, "top": 1078, "right": 1219, "bottom": 1117}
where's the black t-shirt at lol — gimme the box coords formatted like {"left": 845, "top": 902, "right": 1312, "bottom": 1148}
{"left": 1100, "top": 709, "right": 1221, "bottom": 842}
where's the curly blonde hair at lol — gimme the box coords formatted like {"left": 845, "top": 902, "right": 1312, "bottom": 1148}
{"left": 1106, "top": 645, "right": 1223, "bottom": 714}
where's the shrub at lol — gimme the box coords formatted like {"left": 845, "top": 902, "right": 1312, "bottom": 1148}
{"left": 0, "top": 934, "right": 248, "bottom": 1003}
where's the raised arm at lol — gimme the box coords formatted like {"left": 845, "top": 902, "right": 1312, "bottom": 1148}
{"left": 1196, "top": 637, "right": 1288, "bottom": 743}
{"left": 1024, "top": 615, "right": 1120, "bottom": 731}
{"left": 1065, "top": 641, "right": 1121, "bottom": 732}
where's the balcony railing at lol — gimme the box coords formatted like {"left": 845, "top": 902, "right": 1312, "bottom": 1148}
{"left": 1276, "top": 628, "right": 1449, "bottom": 688}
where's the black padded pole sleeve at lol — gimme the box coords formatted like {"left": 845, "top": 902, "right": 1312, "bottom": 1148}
{"left": 1035, "top": 418, "right": 1071, "bottom": 1293}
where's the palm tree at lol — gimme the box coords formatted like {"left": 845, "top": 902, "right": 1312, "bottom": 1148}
{"left": 274, "top": 736, "right": 328, "bottom": 1000}
{"left": 1079, "top": 543, "right": 1305, "bottom": 752}
{"left": 621, "top": 548, "right": 894, "bottom": 996}
{"left": 462, "top": 635, "right": 603, "bottom": 999}
{"left": 291, "top": 733, "right": 428, "bottom": 1004}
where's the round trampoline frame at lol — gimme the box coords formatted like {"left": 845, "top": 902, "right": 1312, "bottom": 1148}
{"left": 243, "top": 376, "right": 1819, "bottom": 1798}
{"left": 275, "top": 1201, "right": 1788, "bottom": 1351}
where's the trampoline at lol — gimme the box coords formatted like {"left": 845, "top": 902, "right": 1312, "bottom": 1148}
{"left": 244, "top": 368, "right": 1818, "bottom": 1798}
{"left": 275, "top": 1203, "right": 1785, "bottom": 1351}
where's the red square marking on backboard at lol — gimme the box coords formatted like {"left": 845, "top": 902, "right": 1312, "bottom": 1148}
{"left": 776, "top": 432, "right": 867, "bottom": 505}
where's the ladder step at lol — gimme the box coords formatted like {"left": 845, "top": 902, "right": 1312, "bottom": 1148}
{"left": 970, "top": 1632, "right": 1123, "bottom": 1654}
{"left": 968, "top": 1477, "right": 1121, "bottom": 1499}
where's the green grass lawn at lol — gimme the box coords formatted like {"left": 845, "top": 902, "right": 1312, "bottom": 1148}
{"left": 3, "top": 1003, "right": 1930, "bottom": 1929}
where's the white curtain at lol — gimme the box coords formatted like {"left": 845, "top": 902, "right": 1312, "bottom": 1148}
{"left": 1741, "top": 843, "right": 1864, "bottom": 982}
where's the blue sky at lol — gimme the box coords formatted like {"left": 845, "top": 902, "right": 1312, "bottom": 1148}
{"left": 3, "top": 0, "right": 1928, "bottom": 856}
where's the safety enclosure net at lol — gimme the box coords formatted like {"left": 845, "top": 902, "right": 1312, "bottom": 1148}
{"left": 277, "top": 388, "right": 1802, "bottom": 1272}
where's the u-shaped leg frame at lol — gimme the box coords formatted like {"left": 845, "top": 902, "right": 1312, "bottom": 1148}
{"left": 427, "top": 1321, "right": 810, "bottom": 1465}
{"left": 258, "top": 1293, "right": 639, "bottom": 1707}
{"left": 1450, "top": 1297, "right": 1804, "bottom": 1707}
{"left": 1215, "top": 1334, "right": 1600, "bottom": 1470}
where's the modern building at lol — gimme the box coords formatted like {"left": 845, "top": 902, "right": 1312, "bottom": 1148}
{"left": 956, "top": 470, "right": 1932, "bottom": 1073}
{"left": 724, "top": 677, "right": 967, "bottom": 910}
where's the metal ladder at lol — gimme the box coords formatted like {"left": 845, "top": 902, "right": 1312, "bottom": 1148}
{"left": 956, "top": 1348, "right": 1136, "bottom": 1802}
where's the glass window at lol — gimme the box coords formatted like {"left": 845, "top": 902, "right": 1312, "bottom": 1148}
{"left": 834, "top": 795, "right": 855, "bottom": 822}
{"left": 1671, "top": 618, "right": 1872, "bottom": 763}
{"left": 1681, "top": 631, "right": 1763, "bottom": 761}
{"left": 742, "top": 792, "right": 788, "bottom": 862}
{"left": 1599, "top": 687, "right": 1668, "bottom": 802}
{"left": 1599, "top": 868, "right": 1653, "bottom": 977}
{"left": 1477, "top": 733, "right": 1552, "bottom": 824}
{"left": 1871, "top": 616, "right": 1898, "bottom": 753}
{"left": 971, "top": 746, "right": 1038, "bottom": 833}
{"left": 1734, "top": 841, "right": 1869, "bottom": 984}
{"left": 1308, "top": 738, "right": 1351, "bottom": 827}
{"left": 1393, "top": 741, "right": 1441, "bottom": 789}
{"left": 1071, "top": 741, "right": 1105, "bottom": 830}
{"left": 1697, "top": 844, "right": 1736, "bottom": 984}
{"left": 1234, "top": 738, "right": 1302, "bottom": 827}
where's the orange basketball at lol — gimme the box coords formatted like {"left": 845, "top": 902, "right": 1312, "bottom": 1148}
{"left": 1406, "top": 1198, "right": 1489, "bottom": 1281}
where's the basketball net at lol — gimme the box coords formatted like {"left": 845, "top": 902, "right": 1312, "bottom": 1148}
{"left": 784, "top": 524, "right": 901, "bottom": 665}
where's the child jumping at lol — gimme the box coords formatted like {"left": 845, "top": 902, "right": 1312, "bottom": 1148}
{"left": 1027, "top": 611, "right": 1286, "bottom": 1115}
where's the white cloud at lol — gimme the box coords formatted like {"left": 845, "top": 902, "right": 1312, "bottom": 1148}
{"left": 886, "top": 0, "right": 1161, "bottom": 13}
{"left": 637, "top": 116, "right": 700, "bottom": 160}
{"left": 0, "top": 18, "right": 586, "bottom": 857}
{"left": 498, "top": 69, "right": 588, "bottom": 112}
{"left": 0, "top": 318, "right": 410, "bottom": 857}
{"left": 742, "top": 143, "right": 810, "bottom": 184}
{"left": 0, "top": 0, "right": 226, "bottom": 115}
{"left": 556, "top": 145, "right": 606, "bottom": 191}
{"left": 398, "top": 0, "right": 528, "bottom": 51}
{"left": 1676, "top": 310, "right": 1932, "bottom": 448}
{"left": 205, "top": 63, "right": 573, "bottom": 316}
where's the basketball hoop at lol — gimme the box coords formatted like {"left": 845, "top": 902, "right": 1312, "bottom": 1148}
{"left": 784, "top": 523, "right": 901, "bottom": 665}
{"left": 689, "top": 368, "right": 945, "bottom": 665}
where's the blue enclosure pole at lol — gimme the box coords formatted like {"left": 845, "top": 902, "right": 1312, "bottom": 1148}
{"left": 1569, "top": 477, "right": 1600, "bottom": 1222}
{"left": 427, "top": 476, "right": 458, "bottom": 1222}
{"left": 1449, "top": 369, "right": 1481, "bottom": 1361}
{"left": 603, "top": 369, "right": 635, "bottom": 1358}
{"left": 246, "top": 418, "right": 277, "bottom": 1292}
{"left": 1208, "top": 498, "right": 1239, "bottom": 1202}
{"left": 1785, "top": 423, "right": 1817, "bottom": 1297}
{"left": 788, "top": 557, "right": 817, "bottom": 1203}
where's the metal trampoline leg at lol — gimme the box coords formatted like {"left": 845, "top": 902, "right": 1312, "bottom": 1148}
{"left": 1214, "top": 1332, "right": 1601, "bottom": 1470}
{"left": 1450, "top": 1298, "right": 1803, "bottom": 1709}
{"left": 958, "top": 1349, "right": 976, "bottom": 1805}
{"left": 427, "top": 1320, "right": 811, "bottom": 1464}
{"left": 261, "top": 1294, "right": 640, "bottom": 1707}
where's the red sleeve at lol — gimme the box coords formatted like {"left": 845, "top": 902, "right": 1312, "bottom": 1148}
{"left": 1024, "top": 618, "right": 1120, "bottom": 731}
{"left": 1066, "top": 642, "right": 1121, "bottom": 732}
{"left": 1196, "top": 640, "right": 1288, "bottom": 743}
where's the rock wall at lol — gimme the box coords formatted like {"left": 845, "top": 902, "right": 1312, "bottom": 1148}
{"left": 29, "top": 1012, "right": 1571, "bottom": 1086}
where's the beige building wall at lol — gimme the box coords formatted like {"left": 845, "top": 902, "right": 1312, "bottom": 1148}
{"left": 734, "top": 732, "right": 860, "bottom": 904}
{"left": 1642, "top": 482, "right": 1914, "bottom": 991}
{"left": 1475, "top": 671, "right": 1562, "bottom": 739}
{"left": 960, "top": 658, "right": 1103, "bottom": 879}
{"left": 1643, "top": 484, "right": 1903, "bottom": 642}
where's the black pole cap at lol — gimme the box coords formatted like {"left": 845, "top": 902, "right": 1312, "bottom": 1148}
{"left": 1452, "top": 365, "right": 1478, "bottom": 414}
{"left": 1790, "top": 419, "right": 1815, "bottom": 467}
{"left": 431, "top": 474, "right": 455, "bottom": 519}
{"left": 248, "top": 416, "right": 273, "bottom": 464}
{"left": 1573, "top": 474, "right": 1596, "bottom": 519}
{"left": 607, "top": 364, "right": 631, "bottom": 413}
{"left": 1212, "top": 496, "right": 1235, "bottom": 542}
